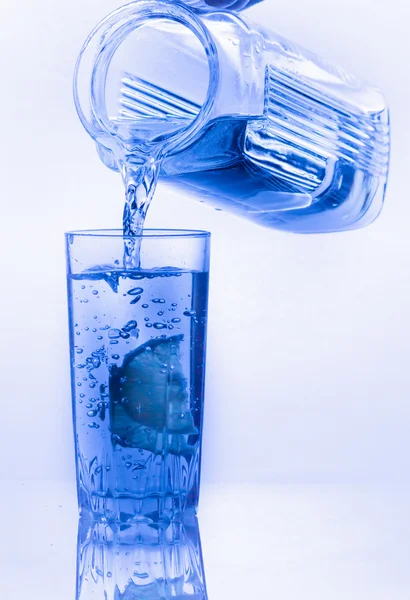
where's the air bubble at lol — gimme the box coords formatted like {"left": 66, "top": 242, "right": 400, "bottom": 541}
{"left": 145, "top": 323, "right": 152, "bottom": 328}
{"left": 171, "top": 303, "right": 177, "bottom": 307}
{"left": 88, "top": 422, "right": 100, "bottom": 429}
{"left": 157, "top": 311, "right": 164, "bottom": 316}
{"left": 152, "top": 298, "right": 165, "bottom": 304}
{"left": 85, "top": 327, "right": 89, "bottom": 331}
{"left": 153, "top": 322, "right": 166, "bottom": 330}
{"left": 168, "top": 324, "right": 174, "bottom": 330}
{"left": 183, "top": 310, "right": 196, "bottom": 317}
{"left": 87, "top": 409, "right": 98, "bottom": 417}
{"left": 111, "top": 354, "right": 120, "bottom": 360}
{"left": 92, "top": 290, "right": 98, "bottom": 295}
{"left": 130, "top": 295, "right": 141, "bottom": 304}
{"left": 76, "top": 332, "right": 81, "bottom": 336}
{"left": 142, "top": 304, "right": 149, "bottom": 309}
{"left": 76, "top": 348, "right": 83, "bottom": 354}
{"left": 108, "top": 328, "right": 121, "bottom": 339}
{"left": 144, "top": 317, "right": 150, "bottom": 322}
{"left": 81, "top": 285, "right": 85, "bottom": 290}
{"left": 110, "top": 340, "right": 118, "bottom": 345}
{"left": 123, "top": 320, "right": 137, "bottom": 332}
{"left": 97, "top": 336, "right": 103, "bottom": 340}
{"left": 119, "top": 331, "right": 130, "bottom": 339}
{"left": 79, "top": 393, "right": 85, "bottom": 398}
{"left": 171, "top": 318, "right": 181, "bottom": 323}
{"left": 83, "top": 299, "right": 89, "bottom": 304}
{"left": 127, "top": 287, "right": 144, "bottom": 296}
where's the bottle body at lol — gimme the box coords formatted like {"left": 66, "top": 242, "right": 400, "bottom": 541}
{"left": 75, "top": 2, "right": 390, "bottom": 233}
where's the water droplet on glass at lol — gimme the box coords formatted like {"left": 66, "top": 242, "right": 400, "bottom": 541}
{"left": 111, "top": 354, "right": 120, "bottom": 360}
{"left": 92, "top": 290, "right": 98, "bottom": 295}
{"left": 97, "top": 335, "right": 103, "bottom": 340}
{"left": 171, "top": 303, "right": 177, "bottom": 307}
{"left": 153, "top": 322, "right": 166, "bottom": 330}
{"left": 130, "top": 295, "right": 141, "bottom": 304}
{"left": 152, "top": 298, "right": 165, "bottom": 304}
{"left": 157, "top": 311, "right": 164, "bottom": 316}
{"left": 76, "top": 348, "right": 83, "bottom": 354}
{"left": 79, "top": 393, "right": 85, "bottom": 398}
{"left": 183, "top": 310, "right": 196, "bottom": 317}
{"left": 110, "top": 340, "right": 119, "bottom": 345}
{"left": 83, "top": 299, "right": 89, "bottom": 304}
{"left": 145, "top": 323, "right": 152, "bottom": 328}
{"left": 107, "top": 572, "right": 112, "bottom": 578}
{"left": 171, "top": 318, "right": 181, "bottom": 323}
{"left": 142, "top": 304, "right": 149, "bottom": 309}
{"left": 88, "top": 422, "right": 100, "bottom": 429}
{"left": 81, "top": 285, "right": 85, "bottom": 290}
{"left": 119, "top": 331, "right": 130, "bottom": 339}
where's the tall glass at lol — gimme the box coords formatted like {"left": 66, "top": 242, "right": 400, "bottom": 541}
{"left": 66, "top": 230, "right": 210, "bottom": 523}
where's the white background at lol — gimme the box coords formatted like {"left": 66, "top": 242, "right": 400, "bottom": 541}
{"left": 1, "top": 0, "right": 410, "bottom": 489}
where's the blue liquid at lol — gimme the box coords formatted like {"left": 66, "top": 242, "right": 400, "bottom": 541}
{"left": 160, "top": 112, "right": 386, "bottom": 233}
{"left": 68, "top": 268, "right": 208, "bottom": 522}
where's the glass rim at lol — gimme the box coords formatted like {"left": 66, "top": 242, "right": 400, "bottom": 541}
{"left": 65, "top": 228, "right": 211, "bottom": 240}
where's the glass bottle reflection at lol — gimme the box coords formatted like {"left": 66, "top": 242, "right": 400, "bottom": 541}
{"left": 76, "top": 517, "right": 208, "bottom": 599}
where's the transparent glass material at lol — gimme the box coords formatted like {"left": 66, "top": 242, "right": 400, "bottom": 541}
{"left": 74, "top": 1, "right": 390, "bottom": 234}
{"left": 168, "top": 0, "right": 262, "bottom": 10}
{"left": 76, "top": 516, "right": 207, "bottom": 600}
{"left": 66, "top": 230, "right": 210, "bottom": 523}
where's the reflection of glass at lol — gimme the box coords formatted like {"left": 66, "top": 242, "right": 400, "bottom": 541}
{"left": 66, "top": 230, "right": 210, "bottom": 523}
{"left": 76, "top": 516, "right": 208, "bottom": 600}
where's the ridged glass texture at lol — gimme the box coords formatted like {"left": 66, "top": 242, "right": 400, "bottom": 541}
{"left": 74, "top": 2, "right": 390, "bottom": 233}
{"left": 76, "top": 516, "right": 207, "bottom": 600}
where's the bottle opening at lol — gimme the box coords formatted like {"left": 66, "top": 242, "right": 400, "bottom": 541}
{"left": 76, "top": 1, "right": 219, "bottom": 156}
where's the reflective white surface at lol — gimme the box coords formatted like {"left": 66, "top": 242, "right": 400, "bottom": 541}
{"left": 0, "top": 482, "right": 408, "bottom": 599}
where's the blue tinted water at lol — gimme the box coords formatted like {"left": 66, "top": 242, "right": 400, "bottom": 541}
{"left": 68, "top": 268, "right": 208, "bottom": 521}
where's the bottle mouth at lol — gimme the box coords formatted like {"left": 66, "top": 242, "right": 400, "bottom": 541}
{"left": 74, "top": 1, "right": 219, "bottom": 157}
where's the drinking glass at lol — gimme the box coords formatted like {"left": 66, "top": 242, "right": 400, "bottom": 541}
{"left": 66, "top": 229, "right": 210, "bottom": 523}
